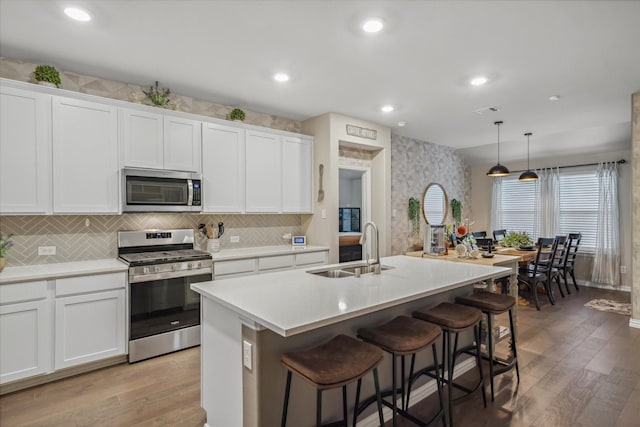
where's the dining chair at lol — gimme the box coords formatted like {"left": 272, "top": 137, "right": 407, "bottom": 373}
{"left": 492, "top": 229, "right": 507, "bottom": 243}
{"left": 560, "top": 233, "right": 581, "bottom": 292}
{"left": 471, "top": 231, "right": 487, "bottom": 238}
{"left": 517, "top": 237, "right": 559, "bottom": 310}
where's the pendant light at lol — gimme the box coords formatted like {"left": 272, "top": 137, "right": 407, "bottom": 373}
{"left": 518, "top": 132, "right": 539, "bottom": 181}
{"left": 486, "top": 121, "right": 510, "bottom": 177}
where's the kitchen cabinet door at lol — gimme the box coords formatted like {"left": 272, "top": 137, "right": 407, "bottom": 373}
{"left": 282, "top": 136, "right": 313, "bottom": 213}
{"left": 52, "top": 96, "right": 119, "bottom": 213}
{"left": 245, "top": 130, "right": 281, "bottom": 213}
{"left": 0, "top": 84, "right": 52, "bottom": 214}
{"left": 0, "top": 280, "right": 52, "bottom": 384}
{"left": 202, "top": 122, "right": 245, "bottom": 213}
{"left": 163, "top": 116, "right": 201, "bottom": 172}
{"left": 120, "top": 108, "right": 164, "bottom": 169}
{"left": 54, "top": 289, "right": 125, "bottom": 369}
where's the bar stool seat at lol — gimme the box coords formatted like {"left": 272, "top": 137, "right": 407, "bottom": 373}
{"left": 412, "top": 302, "right": 487, "bottom": 426}
{"left": 455, "top": 292, "right": 520, "bottom": 402}
{"left": 280, "top": 334, "right": 385, "bottom": 427}
{"left": 357, "top": 316, "right": 445, "bottom": 427}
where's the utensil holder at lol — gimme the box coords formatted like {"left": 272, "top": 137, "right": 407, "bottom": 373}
{"left": 207, "top": 238, "right": 220, "bottom": 252}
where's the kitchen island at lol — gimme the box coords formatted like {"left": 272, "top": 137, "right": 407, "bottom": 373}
{"left": 191, "top": 255, "right": 511, "bottom": 427}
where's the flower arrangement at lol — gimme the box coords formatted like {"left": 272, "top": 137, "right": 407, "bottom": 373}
{"left": 450, "top": 199, "right": 462, "bottom": 225}
{"left": 229, "top": 108, "right": 246, "bottom": 121}
{"left": 0, "top": 233, "right": 13, "bottom": 258}
{"left": 143, "top": 81, "right": 171, "bottom": 106}
{"left": 501, "top": 231, "right": 533, "bottom": 248}
{"left": 34, "top": 65, "right": 62, "bottom": 87}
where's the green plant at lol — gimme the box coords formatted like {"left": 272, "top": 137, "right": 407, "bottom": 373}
{"left": 143, "top": 81, "right": 171, "bottom": 106}
{"left": 408, "top": 197, "right": 421, "bottom": 235}
{"left": 501, "top": 231, "right": 533, "bottom": 248}
{"left": 229, "top": 108, "right": 246, "bottom": 121}
{"left": 450, "top": 199, "right": 462, "bottom": 225}
{"left": 0, "top": 233, "right": 14, "bottom": 258}
{"left": 34, "top": 65, "right": 62, "bottom": 87}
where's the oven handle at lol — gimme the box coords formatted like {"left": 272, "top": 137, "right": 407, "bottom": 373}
{"left": 129, "top": 267, "right": 212, "bottom": 284}
{"left": 187, "top": 179, "right": 194, "bottom": 206}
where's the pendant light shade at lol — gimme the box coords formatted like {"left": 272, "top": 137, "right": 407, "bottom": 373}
{"left": 519, "top": 132, "right": 539, "bottom": 181}
{"left": 486, "top": 121, "right": 510, "bottom": 177}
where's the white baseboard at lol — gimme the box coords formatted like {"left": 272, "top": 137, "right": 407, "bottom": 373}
{"left": 629, "top": 318, "right": 640, "bottom": 329}
{"left": 576, "top": 279, "right": 631, "bottom": 293}
{"left": 356, "top": 357, "right": 476, "bottom": 427}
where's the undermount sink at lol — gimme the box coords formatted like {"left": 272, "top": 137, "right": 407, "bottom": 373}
{"left": 307, "top": 263, "right": 394, "bottom": 278}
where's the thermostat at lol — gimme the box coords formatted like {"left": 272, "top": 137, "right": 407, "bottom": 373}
{"left": 292, "top": 236, "right": 307, "bottom": 246}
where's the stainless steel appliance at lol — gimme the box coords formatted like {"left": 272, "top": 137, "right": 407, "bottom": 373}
{"left": 118, "top": 229, "right": 212, "bottom": 362}
{"left": 122, "top": 168, "right": 202, "bottom": 212}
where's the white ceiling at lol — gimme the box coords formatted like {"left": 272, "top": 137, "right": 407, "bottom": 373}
{"left": 1, "top": 0, "right": 638, "bottom": 165}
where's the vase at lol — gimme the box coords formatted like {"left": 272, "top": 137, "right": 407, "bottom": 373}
{"left": 0, "top": 257, "right": 5, "bottom": 272}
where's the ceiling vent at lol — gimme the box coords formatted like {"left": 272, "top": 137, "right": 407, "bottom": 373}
{"left": 473, "top": 106, "right": 501, "bottom": 115}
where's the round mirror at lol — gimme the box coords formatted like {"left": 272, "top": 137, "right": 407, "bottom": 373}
{"left": 422, "top": 183, "right": 448, "bottom": 225}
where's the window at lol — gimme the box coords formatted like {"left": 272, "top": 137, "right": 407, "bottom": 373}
{"left": 495, "top": 169, "right": 602, "bottom": 251}
{"left": 558, "top": 171, "right": 598, "bottom": 250}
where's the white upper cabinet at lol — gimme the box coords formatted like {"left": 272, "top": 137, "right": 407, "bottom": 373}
{"left": 121, "top": 108, "right": 201, "bottom": 173}
{"left": 120, "top": 108, "right": 164, "bottom": 169}
{"left": 0, "top": 85, "right": 52, "bottom": 214}
{"left": 245, "top": 130, "right": 282, "bottom": 213}
{"left": 282, "top": 136, "right": 313, "bottom": 213}
{"left": 163, "top": 116, "right": 201, "bottom": 172}
{"left": 52, "top": 96, "right": 119, "bottom": 214}
{"left": 202, "top": 122, "right": 245, "bottom": 213}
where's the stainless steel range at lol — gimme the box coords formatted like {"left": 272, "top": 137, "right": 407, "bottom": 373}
{"left": 118, "top": 229, "right": 213, "bottom": 363}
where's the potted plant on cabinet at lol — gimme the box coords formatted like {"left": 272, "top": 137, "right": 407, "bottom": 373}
{"left": 229, "top": 108, "right": 246, "bottom": 122}
{"left": 34, "top": 65, "right": 62, "bottom": 88}
{"left": 408, "top": 197, "right": 422, "bottom": 250}
{"left": 142, "top": 81, "right": 171, "bottom": 107}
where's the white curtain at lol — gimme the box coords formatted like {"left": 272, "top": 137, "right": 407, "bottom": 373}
{"left": 536, "top": 167, "right": 560, "bottom": 238}
{"left": 592, "top": 162, "right": 620, "bottom": 286}
{"left": 490, "top": 178, "right": 502, "bottom": 232}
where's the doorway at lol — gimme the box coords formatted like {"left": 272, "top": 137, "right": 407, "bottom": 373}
{"left": 338, "top": 167, "right": 370, "bottom": 262}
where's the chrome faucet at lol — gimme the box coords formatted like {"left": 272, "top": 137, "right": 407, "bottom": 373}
{"left": 359, "top": 221, "right": 381, "bottom": 274}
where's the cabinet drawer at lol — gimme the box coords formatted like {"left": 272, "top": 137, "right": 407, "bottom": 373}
{"left": 214, "top": 259, "right": 256, "bottom": 277}
{"left": 0, "top": 280, "right": 47, "bottom": 304}
{"left": 56, "top": 272, "right": 126, "bottom": 297}
{"left": 296, "top": 251, "right": 328, "bottom": 267}
{"left": 258, "top": 255, "right": 294, "bottom": 271}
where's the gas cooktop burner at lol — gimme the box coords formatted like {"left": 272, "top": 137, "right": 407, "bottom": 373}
{"left": 120, "top": 249, "right": 211, "bottom": 266}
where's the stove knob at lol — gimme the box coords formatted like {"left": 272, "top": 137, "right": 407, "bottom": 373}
{"left": 143, "top": 267, "right": 149, "bottom": 274}
{"left": 187, "top": 262, "right": 193, "bottom": 269}
{"left": 154, "top": 266, "right": 160, "bottom": 273}
{"left": 171, "top": 264, "right": 176, "bottom": 271}
{"left": 196, "top": 262, "right": 201, "bottom": 268}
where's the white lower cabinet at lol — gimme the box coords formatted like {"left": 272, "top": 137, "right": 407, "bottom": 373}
{"left": 213, "top": 250, "right": 329, "bottom": 279}
{"left": 0, "top": 280, "right": 52, "bottom": 384}
{"left": 54, "top": 273, "right": 126, "bottom": 370}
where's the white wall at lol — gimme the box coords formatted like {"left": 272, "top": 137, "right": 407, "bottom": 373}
{"left": 469, "top": 149, "right": 632, "bottom": 288}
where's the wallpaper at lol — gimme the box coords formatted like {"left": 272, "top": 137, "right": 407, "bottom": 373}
{"left": 390, "top": 134, "right": 471, "bottom": 255}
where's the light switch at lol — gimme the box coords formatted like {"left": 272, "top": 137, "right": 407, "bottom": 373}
{"left": 243, "top": 340, "right": 253, "bottom": 370}
{"left": 321, "top": 209, "right": 327, "bottom": 219}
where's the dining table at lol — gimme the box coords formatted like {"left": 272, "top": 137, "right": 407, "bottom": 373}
{"left": 492, "top": 246, "right": 538, "bottom": 263}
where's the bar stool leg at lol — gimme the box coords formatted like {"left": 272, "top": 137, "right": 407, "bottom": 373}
{"left": 352, "top": 379, "right": 362, "bottom": 427}
{"left": 446, "top": 331, "right": 454, "bottom": 427}
{"left": 392, "top": 354, "right": 398, "bottom": 426}
{"left": 373, "top": 368, "right": 385, "bottom": 427}
{"left": 316, "top": 389, "right": 322, "bottom": 427}
{"left": 486, "top": 312, "right": 495, "bottom": 401}
{"left": 475, "top": 324, "right": 487, "bottom": 408}
{"left": 432, "top": 343, "right": 446, "bottom": 427}
{"left": 281, "top": 371, "right": 292, "bottom": 427}
{"left": 508, "top": 309, "right": 520, "bottom": 385}
{"left": 342, "top": 386, "right": 348, "bottom": 427}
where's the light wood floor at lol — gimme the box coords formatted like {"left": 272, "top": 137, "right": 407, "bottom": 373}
{"left": 0, "top": 286, "right": 638, "bottom": 427}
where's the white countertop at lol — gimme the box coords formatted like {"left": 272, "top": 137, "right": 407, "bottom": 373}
{"left": 208, "top": 245, "right": 329, "bottom": 261}
{"left": 0, "top": 259, "right": 128, "bottom": 284}
{"left": 191, "top": 255, "right": 511, "bottom": 337}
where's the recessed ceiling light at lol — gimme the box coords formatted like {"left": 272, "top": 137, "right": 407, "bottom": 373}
{"left": 362, "top": 18, "right": 384, "bottom": 33}
{"left": 397, "top": 121, "right": 407, "bottom": 127}
{"left": 470, "top": 76, "right": 488, "bottom": 86}
{"left": 381, "top": 105, "right": 394, "bottom": 113}
{"left": 273, "top": 73, "right": 290, "bottom": 82}
{"left": 548, "top": 95, "right": 560, "bottom": 101}
{"left": 64, "top": 7, "right": 92, "bottom": 22}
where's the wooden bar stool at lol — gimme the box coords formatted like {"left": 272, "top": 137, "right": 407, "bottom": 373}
{"left": 455, "top": 292, "right": 520, "bottom": 401}
{"left": 280, "top": 334, "right": 385, "bottom": 427}
{"left": 412, "top": 302, "right": 487, "bottom": 426}
{"left": 356, "top": 315, "right": 445, "bottom": 427}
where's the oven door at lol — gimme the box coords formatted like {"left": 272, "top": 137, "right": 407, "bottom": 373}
{"left": 129, "top": 272, "right": 210, "bottom": 341}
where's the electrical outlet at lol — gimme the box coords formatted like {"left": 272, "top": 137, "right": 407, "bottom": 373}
{"left": 321, "top": 209, "right": 327, "bottom": 219}
{"left": 230, "top": 235, "right": 240, "bottom": 243}
{"left": 282, "top": 233, "right": 292, "bottom": 240}
{"left": 620, "top": 265, "right": 627, "bottom": 274}
{"left": 242, "top": 340, "right": 252, "bottom": 370}
{"left": 38, "top": 246, "right": 56, "bottom": 256}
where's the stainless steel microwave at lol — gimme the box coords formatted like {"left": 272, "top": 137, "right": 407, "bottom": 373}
{"left": 122, "top": 168, "right": 202, "bottom": 213}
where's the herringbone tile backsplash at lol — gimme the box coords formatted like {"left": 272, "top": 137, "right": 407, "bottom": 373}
{"left": 0, "top": 214, "right": 302, "bottom": 266}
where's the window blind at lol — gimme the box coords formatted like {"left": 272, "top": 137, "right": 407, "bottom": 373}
{"left": 558, "top": 171, "right": 599, "bottom": 250}
{"left": 499, "top": 177, "right": 538, "bottom": 240}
